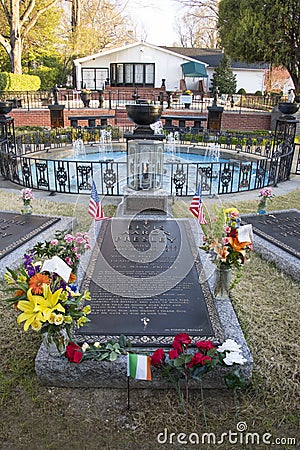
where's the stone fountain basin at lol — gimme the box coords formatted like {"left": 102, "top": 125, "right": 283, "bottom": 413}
{"left": 126, "top": 104, "right": 163, "bottom": 125}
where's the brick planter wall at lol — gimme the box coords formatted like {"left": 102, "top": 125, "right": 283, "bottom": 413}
{"left": 9, "top": 108, "right": 272, "bottom": 131}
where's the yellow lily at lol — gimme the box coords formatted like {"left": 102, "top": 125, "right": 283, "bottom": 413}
{"left": 37, "top": 284, "right": 65, "bottom": 321}
{"left": 17, "top": 289, "right": 45, "bottom": 331}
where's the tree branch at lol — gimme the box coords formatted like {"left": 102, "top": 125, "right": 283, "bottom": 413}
{"left": 0, "top": 0, "right": 12, "bottom": 24}
{"left": 21, "top": 0, "right": 59, "bottom": 37}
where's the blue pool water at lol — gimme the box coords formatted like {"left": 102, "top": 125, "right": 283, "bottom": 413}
{"left": 25, "top": 146, "right": 265, "bottom": 195}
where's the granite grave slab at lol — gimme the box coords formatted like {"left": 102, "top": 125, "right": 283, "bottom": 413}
{"left": 35, "top": 218, "right": 253, "bottom": 388}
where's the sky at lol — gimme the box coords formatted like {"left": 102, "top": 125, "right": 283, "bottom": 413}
{"left": 126, "top": 0, "right": 183, "bottom": 46}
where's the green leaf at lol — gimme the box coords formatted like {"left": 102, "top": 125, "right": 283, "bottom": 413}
{"left": 225, "top": 368, "right": 246, "bottom": 390}
{"left": 109, "top": 351, "right": 118, "bottom": 361}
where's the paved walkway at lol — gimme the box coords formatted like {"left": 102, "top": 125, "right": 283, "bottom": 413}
{"left": 0, "top": 174, "right": 299, "bottom": 206}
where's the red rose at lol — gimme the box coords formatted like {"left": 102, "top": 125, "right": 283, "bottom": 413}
{"left": 151, "top": 348, "right": 165, "bottom": 367}
{"left": 195, "top": 341, "right": 216, "bottom": 352}
{"left": 173, "top": 333, "right": 191, "bottom": 348}
{"left": 169, "top": 349, "right": 179, "bottom": 360}
{"left": 65, "top": 342, "right": 83, "bottom": 363}
{"left": 187, "top": 353, "right": 212, "bottom": 368}
{"left": 229, "top": 229, "right": 238, "bottom": 238}
{"left": 172, "top": 339, "right": 183, "bottom": 352}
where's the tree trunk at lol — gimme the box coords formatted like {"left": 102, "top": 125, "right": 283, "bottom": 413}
{"left": 10, "top": 0, "right": 23, "bottom": 74}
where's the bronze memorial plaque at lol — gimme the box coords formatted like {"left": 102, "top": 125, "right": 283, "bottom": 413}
{"left": 242, "top": 210, "right": 300, "bottom": 259}
{"left": 0, "top": 212, "right": 60, "bottom": 259}
{"left": 79, "top": 218, "right": 222, "bottom": 346}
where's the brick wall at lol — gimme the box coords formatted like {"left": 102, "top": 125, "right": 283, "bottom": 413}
{"left": 221, "top": 112, "right": 271, "bottom": 131}
{"left": 9, "top": 108, "right": 271, "bottom": 131}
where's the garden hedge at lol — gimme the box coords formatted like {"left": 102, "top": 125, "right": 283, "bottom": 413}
{"left": 0, "top": 72, "right": 41, "bottom": 92}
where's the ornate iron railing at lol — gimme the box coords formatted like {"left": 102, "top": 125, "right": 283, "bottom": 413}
{"left": 0, "top": 89, "right": 282, "bottom": 112}
{"left": 0, "top": 127, "right": 295, "bottom": 197}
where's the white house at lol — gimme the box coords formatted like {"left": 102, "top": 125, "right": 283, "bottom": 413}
{"left": 163, "top": 47, "right": 268, "bottom": 94}
{"left": 73, "top": 41, "right": 208, "bottom": 92}
{"left": 73, "top": 42, "right": 267, "bottom": 94}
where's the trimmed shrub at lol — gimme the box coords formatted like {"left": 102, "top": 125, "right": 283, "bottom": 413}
{"left": 237, "top": 88, "right": 246, "bottom": 95}
{"left": 254, "top": 90, "right": 262, "bottom": 96}
{"left": 0, "top": 72, "right": 41, "bottom": 91}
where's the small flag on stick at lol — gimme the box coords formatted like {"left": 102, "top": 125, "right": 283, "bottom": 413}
{"left": 127, "top": 354, "right": 152, "bottom": 381}
{"left": 189, "top": 184, "right": 207, "bottom": 224}
{"left": 88, "top": 180, "right": 109, "bottom": 221}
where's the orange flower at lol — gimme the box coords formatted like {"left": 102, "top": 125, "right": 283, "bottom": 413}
{"left": 69, "top": 272, "right": 77, "bottom": 283}
{"left": 28, "top": 273, "right": 50, "bottom": 294}
{"left": 14, "top": 289, "right": 25, "bottom": 297}
{"left": 227, "top": 236, "right": 251, "bottom": 256}
{"left": 218, "top": 246, "right": 229, "bottom": 262}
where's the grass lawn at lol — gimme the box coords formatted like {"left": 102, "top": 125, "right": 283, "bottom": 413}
{"left": 0, "top": 187, "right": 299, "bottom": 450}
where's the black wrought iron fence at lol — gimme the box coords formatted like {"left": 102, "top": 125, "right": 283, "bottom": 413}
{"left": 0, "top": 128, "right": 295, "bottom": 197}
{"left": 0, "top": 89, "right": 284, "bottom": 112}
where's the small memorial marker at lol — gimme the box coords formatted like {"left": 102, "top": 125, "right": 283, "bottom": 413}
{"left": 0, "top": 212, "right": 60, "bottom": 260}
{"left": 242, "top": 210, "right": 300, "bottom": 259}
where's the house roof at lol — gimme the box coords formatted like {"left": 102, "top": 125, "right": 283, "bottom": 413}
{"left": 73, "top": 41, "right": 208, "bottom": 68}
{"left": 161, "top": 47, "right": 268, "bottom": 70}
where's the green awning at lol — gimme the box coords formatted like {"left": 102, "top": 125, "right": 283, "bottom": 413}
{"left": 181, "top": 61, "right": 208, "bottom": 78}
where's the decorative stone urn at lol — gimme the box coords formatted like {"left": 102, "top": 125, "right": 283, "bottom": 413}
{"left": 125, "top": 101, "right": 163, "bottom": 136}
{"left": 0, "top": 102, "right": 13, "bottom": 117}
{"left": 278, "top": 102, "right": 299, "bottom": 117}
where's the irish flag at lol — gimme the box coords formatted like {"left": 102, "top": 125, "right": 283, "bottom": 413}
{"left": 127, "top": 354, "right": 152, "bottom": 381}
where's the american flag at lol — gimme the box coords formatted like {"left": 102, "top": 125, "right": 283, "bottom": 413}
{"left": 88, "top": 180, "right": 108, "bottom": 221}
{"left": 189, "top": 184, "right": 207, "bottom": 224}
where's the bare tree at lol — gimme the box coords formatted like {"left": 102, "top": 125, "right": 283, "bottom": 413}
{"left": 0, "top": 0, "right": 59, "bottom": 73}
{"left": 175, "top": 10, "right": 218, "bottom": 48}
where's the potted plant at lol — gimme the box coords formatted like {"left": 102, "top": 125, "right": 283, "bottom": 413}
{"left": 180, "top": 90, "right": 193, "bottom": 109}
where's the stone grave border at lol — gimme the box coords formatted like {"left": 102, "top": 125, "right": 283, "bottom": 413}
{"left": 35, "top": 218, "right": 253, "bottom": 389}
{"left": 241, "top": 209, "right": 300, "bottom": 282}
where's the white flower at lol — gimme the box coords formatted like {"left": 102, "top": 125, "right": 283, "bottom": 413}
{"left": 94, "top": 341, "right": 101, "bottom": 348}
{"left": 223, "top": 351, "right": 247, "bottom": 366}
{"left": 217, "top": 339, "right": 241, "bottom": 353}
{"left": 82, "top": 342, "right": 90, "bottom": 352}
{"left": 54, "top": 314, "right": 64, "bottom": 325}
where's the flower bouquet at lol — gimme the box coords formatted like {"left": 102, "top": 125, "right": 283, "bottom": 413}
{"left": 2, "top": 230, "right": 92, "bottom": 356}
{"left": 151, "top": 333, "right": 247, "bottom": 424}
{"left": 257, "top": 187, "right": 274, "bottom": 214}
{"left": 201, "top": 208, "right": 253, "bottom": 296}
{"left": 33, "top": 230, "right": 91, "bottom": 273}
{"left": 19, "top": 188, "right": 34, "bottom": 215}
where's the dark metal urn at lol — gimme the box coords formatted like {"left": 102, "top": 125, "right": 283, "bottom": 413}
{"left": 0, "top": 102, "right": 13, "bottom": 117}
{"left": 278, "top": 102, "right": 299, "bottom": 118}
{"left": 126, "top": 101, "right": 163, "bottom": 136}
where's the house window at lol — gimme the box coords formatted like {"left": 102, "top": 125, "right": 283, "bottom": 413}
{"left": 124, "top": 64, "right": 133, "bottom": 84}
{"left": 110, "top": 63, "right": 154, "bottom": 87}
{"left": 81, "top": 68, "right": 109, "bottom": 90}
